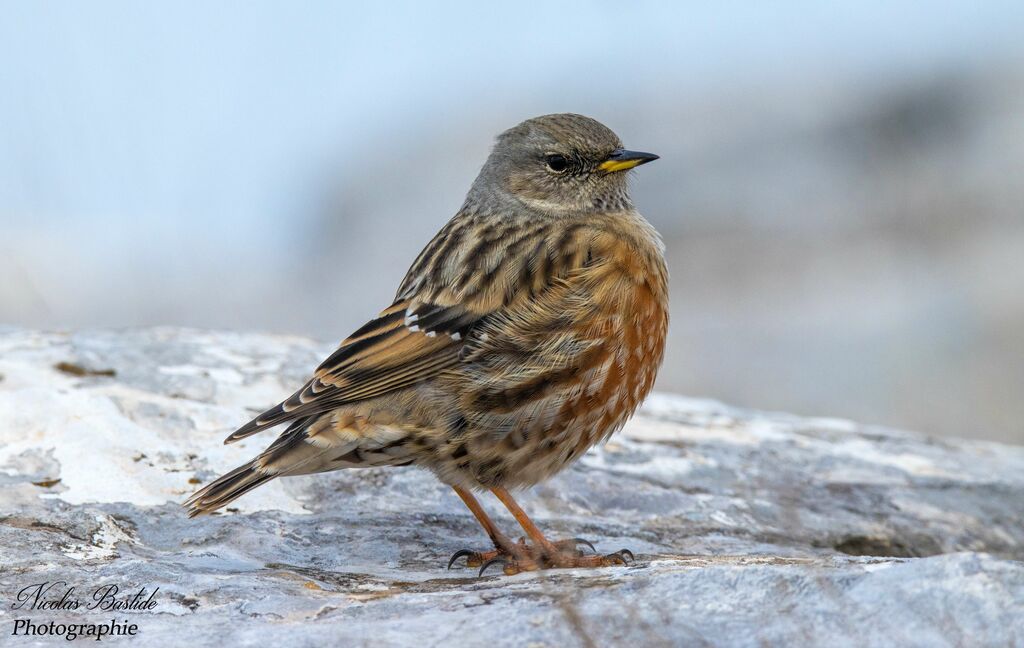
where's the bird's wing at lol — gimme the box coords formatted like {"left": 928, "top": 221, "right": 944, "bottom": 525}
{"left": 224, "top": 299, "right": 481, "bottom": 443}
{"left": 455, "top": 265, "right": 610, "bottom": 416}
{"left": 224, "top": 216, "right": 617, "bottom": 445}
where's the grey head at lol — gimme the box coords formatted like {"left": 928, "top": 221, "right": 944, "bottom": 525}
{"left": 466, "top": 113, "right": 658, "bottom": 215}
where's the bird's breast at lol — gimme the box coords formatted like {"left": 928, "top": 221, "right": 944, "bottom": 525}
{"left": 566, "top": 231, "right": 669, "bottom": 446}
{"left": 423, "top": 214, "right": 669, "bottom": 488}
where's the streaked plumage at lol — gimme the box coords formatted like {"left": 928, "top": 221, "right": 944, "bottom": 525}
{"left": 186, "top": 113, "right": 668, "bottom": 574}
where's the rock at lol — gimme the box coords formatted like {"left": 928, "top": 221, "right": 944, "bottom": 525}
{"left": 0, "top": 327, "right": 1022, "bottom": 647}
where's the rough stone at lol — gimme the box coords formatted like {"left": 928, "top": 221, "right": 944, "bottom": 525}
{"left": 0, "top": 328, "right": 1022, "bottom": 647}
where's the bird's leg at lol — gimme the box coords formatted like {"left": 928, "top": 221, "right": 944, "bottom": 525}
{"left": 489, "top": 486, "right": 633, "bottom": 575}
{"left": 447, "top": 485, "right": 536, "bottom": 570}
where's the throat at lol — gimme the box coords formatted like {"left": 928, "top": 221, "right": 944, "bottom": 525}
{"left": 508, "top": 191, "right": 633, "bottom": 217}
{"left": 467, "top": 177, "right": 633, "bottom": 217}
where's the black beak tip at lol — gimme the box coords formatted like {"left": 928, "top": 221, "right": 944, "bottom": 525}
{"left": 608, "top": 149, "right": 660, "bottom": 166}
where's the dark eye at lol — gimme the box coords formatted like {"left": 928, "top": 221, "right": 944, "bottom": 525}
{"left": 545, "top": 154, "right": 568, "bottom": 172}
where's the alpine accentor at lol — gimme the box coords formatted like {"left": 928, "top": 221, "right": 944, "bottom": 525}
{"left": 186, "top": 113, "right": 667, "bottom": 575}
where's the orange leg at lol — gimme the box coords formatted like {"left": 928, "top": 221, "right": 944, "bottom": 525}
{"left": 450, "top": 485, "right": 519, "bottom": 559}
{"left": 491, "top": 486, "right": 560, "bottom": 554}
{"left": 449, "top": 486, "right": 543, "bottom": 570}
{"left": 448, "top": 485, "right": 632, "bottom": 575}
{"left": 485, "top": 486, "right": 633, "bottom": 575}
{"left": 449, "top": 485, "right": 578, "bottom": 572}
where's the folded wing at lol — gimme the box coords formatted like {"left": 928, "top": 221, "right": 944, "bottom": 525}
{"left": 223, "top": 300, "right": 481, "bottom": 444}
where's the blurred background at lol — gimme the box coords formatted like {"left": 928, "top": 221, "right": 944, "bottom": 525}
{"left": 2, "top": 2, "right": 1022, "bottom": 443}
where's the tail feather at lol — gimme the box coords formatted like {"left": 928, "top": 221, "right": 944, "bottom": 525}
{"left": 183, "top": 461, "right": 277, "bottom": 517}
{"left": 223, "top": 403, "right": 291, "bottom": 444}
{"left": 186, "top": 413, "right": 420, "bottom": 517}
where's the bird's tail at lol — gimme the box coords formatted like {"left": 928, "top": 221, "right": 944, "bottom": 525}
{"left": 183, "top": 460, "right": 277, "bottom": 517}
{"left": 185, "top": 414, "right": 418, "bottom": 517}
{"left": 185, "top": 417, "right": 314, "bottom": 517}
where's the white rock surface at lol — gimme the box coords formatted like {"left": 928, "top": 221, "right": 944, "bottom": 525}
{"left": 1, "top": 328, "right": 1022, "bottom": 647}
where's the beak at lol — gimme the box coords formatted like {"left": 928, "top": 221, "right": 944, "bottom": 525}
{"left": 598, "top": 148, "right": 660, "bottom": 173}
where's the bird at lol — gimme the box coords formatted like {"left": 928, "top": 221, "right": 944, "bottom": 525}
{"left": 185, "top": 113, "right": 668, "bottom": 576}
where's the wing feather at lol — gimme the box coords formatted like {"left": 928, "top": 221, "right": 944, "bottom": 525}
{"left": 224, "top": 299, "right": 480, "bottom": 443}
{"left": 222, "top": 215, "right": 595, "bottom": 445}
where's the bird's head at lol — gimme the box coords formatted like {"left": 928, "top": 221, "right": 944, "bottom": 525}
{"left": 469, "top": 113, "right": 658, "bottom": 215}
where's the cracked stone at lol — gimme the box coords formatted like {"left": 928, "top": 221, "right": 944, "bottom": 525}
{"left": 0, "top": 328, "right": 1022, "bottom": 647}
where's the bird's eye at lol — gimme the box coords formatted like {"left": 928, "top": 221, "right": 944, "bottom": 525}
{"left": 545, "top": 154, "right": 569, "bottom": 172}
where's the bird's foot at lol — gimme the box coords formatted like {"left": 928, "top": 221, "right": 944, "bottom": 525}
{"left": 483, "top": 546, "right": 633, "bottom": 576}
{"left": 448, "top": 537, "right": 633, "bottom": 576}
{"left": 447, "top": 536, "right": 568, "bottom": 570}
{"left": 447, "top": 546, "right": 505, "bottom": 569}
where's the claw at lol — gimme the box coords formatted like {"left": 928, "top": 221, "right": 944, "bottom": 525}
{"left": 479, "top": 556, "right": 508, "bottom": 577}
{"left": 573, "top": 538, "right": 596, "bottom": 554}
{"left": 447, "top": 549, "right": 476, "bottom": 570}
{"left": 602, "top": 549, "right": 634, "bottom": 565}
{"left": 448, "top": 539, "right": 630, "bottom": 576}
